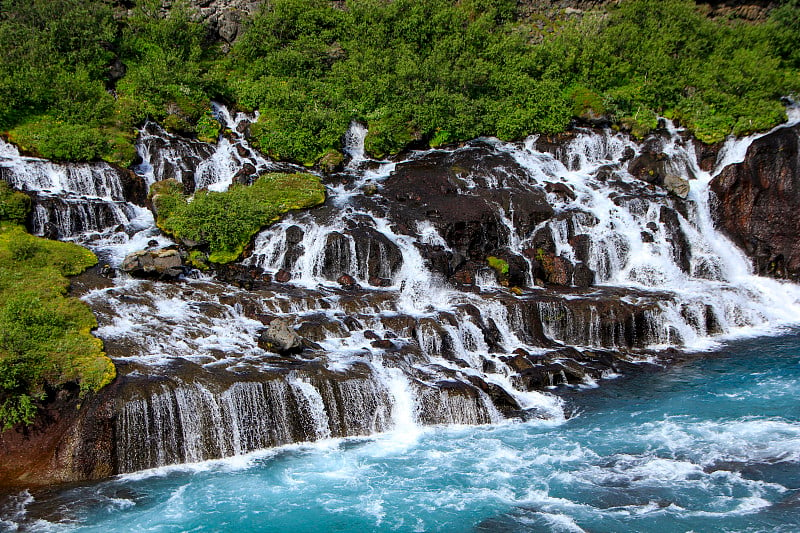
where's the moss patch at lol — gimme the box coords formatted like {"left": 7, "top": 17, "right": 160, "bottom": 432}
{"left": 152, "top": 173, "right": 326, "bottom": 263}
{"left": 0, "top": 182, "right": 31, "bottom": 225}
{"left": 0, "top": 223, "right": 114, "bottom": 430}
{"left": 487, "top": 256, "right": 510, "bottom": 275}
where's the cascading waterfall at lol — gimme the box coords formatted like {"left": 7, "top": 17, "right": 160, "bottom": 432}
{"left": 4, "top": 104, "right": 800, "bottom": 475}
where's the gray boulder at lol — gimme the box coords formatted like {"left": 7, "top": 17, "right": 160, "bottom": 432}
{"left": 663, "top": 173, "right": 690, "bottom": 198}
{"left": 259, "top": 319, "right": 303, "bottom": 354}
{"left": 121, "top": 249, "right": 183, "bottom": 279}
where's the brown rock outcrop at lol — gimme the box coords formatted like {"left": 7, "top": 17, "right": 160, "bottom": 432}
{"left": 710, "top": 124, "right": 800, "bottom": 281}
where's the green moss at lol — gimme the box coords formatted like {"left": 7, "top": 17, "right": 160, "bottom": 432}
{"left": 187, "top": 250, "right": 210, "bottom": 270}
{"left": 153, "top": 173, "right": 326, "bottom": 264}
{"left": 0, "top": 223, "right": 114, "bottom": 429}
{"left": 487, "top": 256, "right": 510, "bottom": 275}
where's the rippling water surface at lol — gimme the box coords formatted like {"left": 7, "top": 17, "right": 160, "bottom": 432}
{"left": 4, "top": 330, "right": 800, "bottom": 532}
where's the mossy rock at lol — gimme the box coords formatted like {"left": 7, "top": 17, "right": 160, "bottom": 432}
{"left": 154, "top": 173, "right": 326, "bottom": 264}
{"left": 0, "top": 223, "right": 114, "bottom": 429}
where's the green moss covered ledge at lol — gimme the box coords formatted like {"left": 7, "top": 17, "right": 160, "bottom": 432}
{"left": 0, "top": 183, "right": 115, "bottom": 430}
{"left": 150, "top": 172, "right": 326, "bottom": 264}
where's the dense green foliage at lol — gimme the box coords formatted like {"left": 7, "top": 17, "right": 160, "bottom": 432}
{"left": 0, "top": 182, "right": 30, "bottom": 225}
{"left": 152, "top": 173, "right": 326, "bottom": 263}
{"left": 0, "top": 221, "right": 115, "bottom": 429}
{"left": 226, "top": 0, "right": 800, "bottom": 157}
{"left": 1, "top": 0, "right": 798, "bottom": 163}
{"left": 0, "top": 0, "right": 219, "bottom": 165}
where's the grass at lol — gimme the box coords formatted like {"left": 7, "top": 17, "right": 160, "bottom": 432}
{"left": 0, "top": 222, "right": 115, "bottom": 429}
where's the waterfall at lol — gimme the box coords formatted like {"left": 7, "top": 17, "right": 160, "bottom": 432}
{"left": 4, "top": 104, "right": 800, "bottom": 476}
{"left": 343, "top": 121, "right": 368, "bottom": 167}
{"left": 134, "top": 103, "right": 289, "bottom": 193}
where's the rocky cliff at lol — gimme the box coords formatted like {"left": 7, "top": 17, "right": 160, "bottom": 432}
{"left": 711, "top": 124, "right": 800, "bottom": 281}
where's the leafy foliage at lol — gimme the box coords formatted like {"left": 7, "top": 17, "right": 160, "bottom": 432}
{"left": 0, "top": 182, "right": 31, "bottom": 225}
{"left": 152, "top": 173, "right": 326, "bottom": 263}
{"left": 1, "top": 0, "right": 798, "bottom": 162}
{"left": 0, "top": 223, "right": 114, "bottom": 429}
{"left": 0, "top": 0, "right": 220, "bottom": 165}
{"left": 225, "top": 0, "right": 799, "bottom": 158}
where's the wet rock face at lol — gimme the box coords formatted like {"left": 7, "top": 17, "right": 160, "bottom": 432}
{"left": 138, "top": 123, "right": 216, "bottom": 193}
{"left": 711, "top": 124, "right": 800, "bottom": 281}
{"left": 121, "top": 249, "right": 184, "bottom": 279}
{"left": 384, "top": 141, "right": 553, "bottom": 270}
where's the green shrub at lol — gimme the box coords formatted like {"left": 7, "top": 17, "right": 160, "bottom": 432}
{"left": 0, "top": 182, "right": 30, "bottom": 224}
{"left": 8, "top": 117, "right": 107, "bottom": 162}
{"left": 2, "top": 0, "right": 798, "bottom": 165}
{"left": 195, "top": 111, "right": 222, "bottom": 143}
{"left": 153, "top": 173, "right": 326, "bottom": 263}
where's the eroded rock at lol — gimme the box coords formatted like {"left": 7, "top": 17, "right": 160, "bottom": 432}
{"left": 121, "top": 249, "right": 184, "bottom": 279}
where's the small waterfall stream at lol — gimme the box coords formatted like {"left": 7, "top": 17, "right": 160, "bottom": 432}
{"left": 3, "top": 105, "right": 800, "bottom": 475}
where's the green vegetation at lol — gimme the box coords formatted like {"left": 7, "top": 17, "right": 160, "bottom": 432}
{"left": 0, "top": 185, "right": 115, "bottom": 429}
{"left": 225, "top": 0, "right": 800, "bottom": 156}
{"left": 1, "top": 0, "right": 798, "bottom": 162}
{"left": 487, "top": 256, "right": 510, "bottom": 276}
{"left": 0, "top": 0, "right": 219, "bottom": 165}
{"left": 152, "top": 173, "right": 326, "bottom": 263}
{"left": 0, "top": 182, "right": 30, "bottom": 225}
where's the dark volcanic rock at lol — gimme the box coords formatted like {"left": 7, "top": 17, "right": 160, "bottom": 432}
{"left": 659, "top": 206, "right": 692, "bottom": 274}
{"left": 628, "top": 138, "right": 670, "bottom": 186}
{"left": 711, "top": 124, "right": 800, "bottom": 280}
{"left": 350, "top": 225, "right": 404, "bottom": 279}
{"left": 384, "top": 142, "right": 553, "bottom": 266}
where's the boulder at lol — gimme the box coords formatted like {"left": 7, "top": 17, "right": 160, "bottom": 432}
{"left": 663, "top": 173, "right": 690, "bottom": 198}
{"left": 710, "top": 124, "right": 800, "bottom": 281}
{"left": 258, "top": 318, "right": 303, "bottom": 354}
{"left": 572, "top": 262, "right": 596, "bottom": 288}
{"left": 121, "top": 249, "right": 183, "bottom": 279}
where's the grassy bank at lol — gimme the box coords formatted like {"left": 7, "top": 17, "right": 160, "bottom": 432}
{"left": 0, "top": 183, "right": 115, "bottom": 429}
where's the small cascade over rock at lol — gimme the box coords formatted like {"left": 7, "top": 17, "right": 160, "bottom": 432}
{"left": 4, "top": 104, "right": 800, "bottom": 482}
{"left": 114, "top": 362, "right": 395, "bottom": 472}
{"left": 134, "top": 104, "right": 296, "bottom": 193}
{"left": 0, "top": 138, "right": 148, "bottom": 243}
